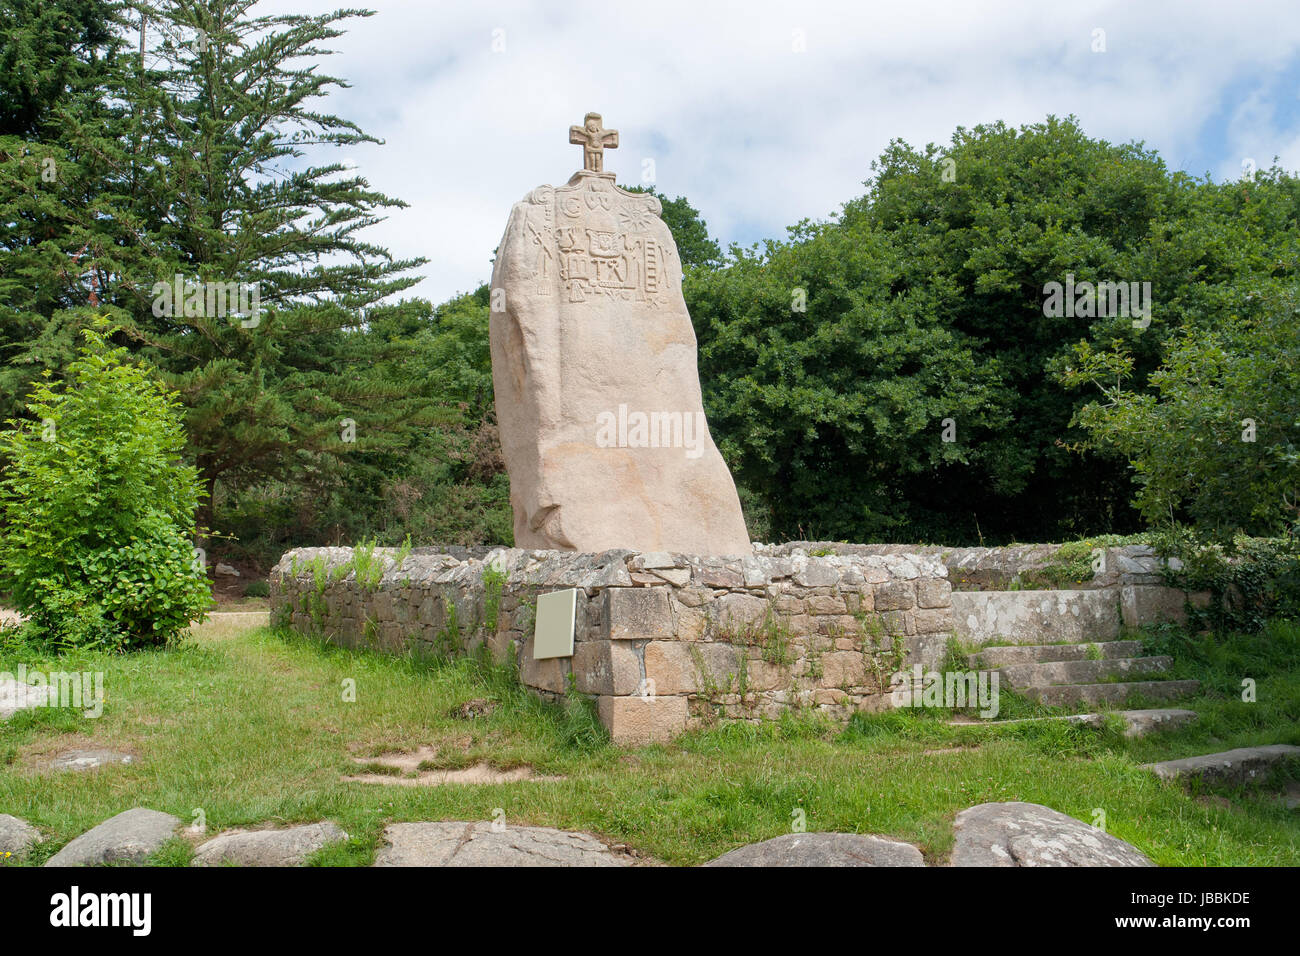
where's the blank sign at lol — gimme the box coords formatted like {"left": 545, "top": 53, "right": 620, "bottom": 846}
{"left": 533, "top": 588, "right": 577, "bottom": 659}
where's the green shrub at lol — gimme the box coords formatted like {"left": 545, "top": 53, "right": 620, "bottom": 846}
{"left": 1151, "top": 527, "right": 1300, "bottom": 632}
{"left": 243, "top": 580, "right": 270, "bottom": 598}
{"left": 0, "top": 321, "right": 212, "bottom": 649}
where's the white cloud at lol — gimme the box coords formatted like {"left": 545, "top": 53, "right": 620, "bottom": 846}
{"left": 249, "top": 0, "right": 1300, "bottom": 302}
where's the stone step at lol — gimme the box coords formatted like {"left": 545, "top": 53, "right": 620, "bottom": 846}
{"left": 969, "top": 640, "right": 1144, "bottom": 668}
{"left": 1144, "top": 745, "right": 1300, "bottom": 786}
{"left": 951, "top": 708, "right": 1197, "bottom": 738}
{"left": 951, "top": 589, "right": 1121, "bottom": 645}
{"left": 998, "top": 656, "right": 1174, "bottom": 689}
{"left": 1027, "top": 679, "right": 1200, "bottom": 709}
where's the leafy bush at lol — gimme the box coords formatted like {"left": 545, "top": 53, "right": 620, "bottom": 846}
{"left": 1063, "top": 286, "right": 1300, "bottom": 539}
{"left": 0, "top": 321, "right": 212, "bottom": 649}
{"left": 1151, "top": 527, "right": 1300, "bottom": 632}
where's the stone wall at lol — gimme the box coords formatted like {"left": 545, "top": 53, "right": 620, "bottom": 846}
{"left": 269, "top": 546, "right": 956, "bottom": 745}
{"left": 773, "top": 542, "right": 1184, "bottom": 591}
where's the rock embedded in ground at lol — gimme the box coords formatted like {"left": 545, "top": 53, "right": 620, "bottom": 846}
{"left": 704, "top": 832, "right": 924, "bottom": 867}
{"left": 1282, "top": 781, "right": 1300, "bottom": 811}
{"left": 192, "top": 822, "right": 347, "bottom": 866}
{"left": 954, "top": 708, "right": 1198, "bottom": 739}
{"left": 49, "top": 749, "right": 135, "bottom": 771}
{"left": 373, "top": 822, "right": 631, "bottom": 867}
{"left": 215, "top": 563, "right": 241, "bottom": 577}
{"left": 1144, "top": 745, "right": 1300, "bottom": 787}
{"left": 950, "top": 802, "right": 1153, "bottom": 867}
{"left": 344, "top": 762, "right": 555, "bottom": 787}
{"left": 1111, "top": 709, "right": 1198, "bottom": 737}
{"left": 45, "top": 808, "right": 181, "bottom": 867}
{"left": 452, "top": 698, "right": 498, "bottom": 719}
{"left": 0, "top": 814, "right": 40, "bottom": 860}
{"left": 0, "top": 677, "right": 56, "bottom": 720}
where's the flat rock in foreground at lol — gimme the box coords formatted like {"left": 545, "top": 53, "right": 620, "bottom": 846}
{"left": 193, "top": 822, "right": 348, "bottom": 866}
{"left": 951, "top": 802, "right": 1153, "bottom": 867}
{"left": 1144, "top": 745, "right": 1300, "bottom": 786}
{"left": 45, "top": 808, "right": 181, "bottom": 867}
{"left": 0, "top": 814, "right": 40, "bottom": 860}
{"left": 374, "top": 822, "right": 631, "bottom": 867}
{"left": 704, "top": 832, "right": 924, "bottom": 867}
{"left": 49, "top": 749, "right": 135, "bottom": 771}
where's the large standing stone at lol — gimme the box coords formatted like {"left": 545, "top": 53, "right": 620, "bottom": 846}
{"left": 192, "top": 822, "right": 347, "bottom": 866}
{"left": 950, "top": 802, "right": 1153, "bottom": 867}
{"left": 704, "top": 832, "right": 925, "bottom": 867}
{"left": 45, "top": 808, "right": 181, "bottom": 867}
{"left": 488, "top": 114, "right": 750, "bottom": 556}
{"left": 373, "top": 822, "right": 631, "bottom": 867}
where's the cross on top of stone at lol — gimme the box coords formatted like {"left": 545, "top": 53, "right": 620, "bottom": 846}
{"left": 569, "top": 112, "right": 618, "bottom": 173}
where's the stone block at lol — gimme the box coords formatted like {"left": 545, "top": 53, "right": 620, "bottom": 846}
{"left": 793, "top": 561, "right": 839, "bottom": 588}
{"left": 913, "top": 607, "right": 955, "bottom": 634}
{"left": 643, "top": 641, "right": 693, "bottom": 694}
{"left": 714, "top": 592, "right": 770, "bottom": 631}
{"left": 746, "top": 658, "right": 787, "bottom": 692}
{"left": 807, "top": 594, "right": 848, "bottom": 615}
{"left": 874, "top": 581, "right": 916, "bottom": 611}
{"left": 650, "top": 568, "right": 691, "bottom": 586}
{"left": 572, "top": 641, "right": 641, "bottom": 696}
{"left": 915, "top": 578, "right": 953, "bottom": 608}
{"left": 1120, "top": 585, "right": 1210, "bottom": 629}
{"left": 644, "top": 641, "right": 740, "bottom": 695}
{"left": 672, "top": 601, "right": 711, "bottom": 641}
{"left": 601, "top": 587, "right": 674, "bottom": 641}
{"left": 694, "top": 566, "right": 743, "bottom": 588}
{"left": 675, "top": 587, "right": 710, "bottom": 608}
{"left": 520, "top": 637, "right": 569, "bottom": 694}
{"left": 774, "top": 593, "right": 804, "bottom": 614}
{"left": 597, "top": 695, "right": 688, "bottom": 745}
{"left": 821, "top": 651, "right": 866, "bottom": 688}
{"left": 417, "top": 594, "right": 442, "bottom": 625}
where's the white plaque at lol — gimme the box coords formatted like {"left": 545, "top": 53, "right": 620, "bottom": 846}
{"left": 533, "top": 588, "right": 577, "bottom": 659}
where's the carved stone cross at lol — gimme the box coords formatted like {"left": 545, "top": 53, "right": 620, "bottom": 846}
{"left": 569, "top": 112, "right": 618, "bottom": 172}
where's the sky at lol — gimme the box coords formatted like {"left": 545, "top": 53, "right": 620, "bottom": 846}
{"left": 251, "top": 0, "right": 1300, "bottom": 304}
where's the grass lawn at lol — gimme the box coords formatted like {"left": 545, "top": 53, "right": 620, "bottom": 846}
{"left": 1, "top": 615, "right": 1297, "bottom": 866}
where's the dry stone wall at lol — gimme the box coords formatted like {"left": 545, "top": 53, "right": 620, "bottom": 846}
{"left": 269, "top": 546, "right": 956, "bottom": 744}
{"left": 774, "top": 542, "right": 1184, "bottom": 590}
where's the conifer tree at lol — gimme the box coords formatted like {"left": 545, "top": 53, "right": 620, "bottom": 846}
{"left": 0, "top": 0, "right": 129, "bottom": 420}
{"left": 102, "top": 2, "right": 445, "bottom": 528}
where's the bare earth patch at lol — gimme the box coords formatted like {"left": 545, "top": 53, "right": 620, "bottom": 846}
{"left": 343, "top": 746, "right": 562, "bottom": 786}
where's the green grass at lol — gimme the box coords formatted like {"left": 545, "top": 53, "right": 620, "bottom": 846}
{"left": 1, "top": 616, "right": 1297, "bottom": 866}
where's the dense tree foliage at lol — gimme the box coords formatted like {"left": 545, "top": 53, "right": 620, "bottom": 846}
{"left": 1, "top": 3, "right": 1295, "bottom": 569}
{"left": 0, "top": 0, "right": 129, "bottom": 422}
{"left": 688, "top": 118, "right": 1300, "bottom": 543}
{"left": 2, "top": 1, "right": 500, "bottom": 566}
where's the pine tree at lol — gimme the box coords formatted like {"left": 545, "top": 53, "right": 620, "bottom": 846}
{"left": 0, "top": 0, "right": 130, "bottom": 421}
{"left": 98, "top": 1, "right": 445, "bottom": 530}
